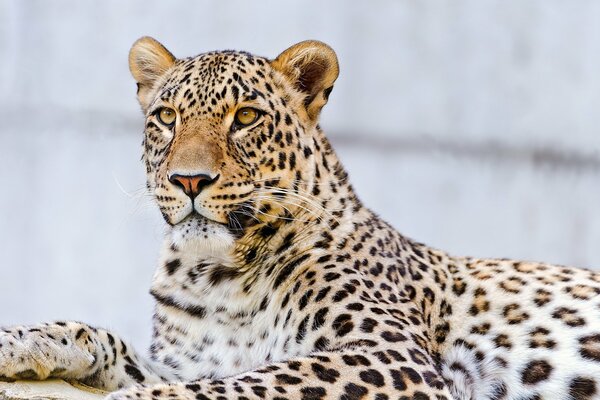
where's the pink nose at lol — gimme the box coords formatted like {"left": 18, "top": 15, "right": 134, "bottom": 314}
{"left": 168, "top": 173, "right": 218, "bottom": 199}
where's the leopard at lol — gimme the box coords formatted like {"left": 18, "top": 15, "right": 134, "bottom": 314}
{"left": 1, "top": 36, "right": 599, "bottom": 400}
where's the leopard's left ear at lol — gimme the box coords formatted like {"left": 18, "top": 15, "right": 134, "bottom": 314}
{"left": 271, "top": 40, "right": 339, "bottom": 122}
{"left": 129, "top": 36, "right": 176, "bottom": 111}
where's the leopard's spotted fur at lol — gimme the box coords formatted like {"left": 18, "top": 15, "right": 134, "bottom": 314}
{"left": 1, "top": 37, "right": 599, "bottom": 400}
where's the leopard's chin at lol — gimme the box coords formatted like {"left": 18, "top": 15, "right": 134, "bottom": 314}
{"left": 168, "top": 214, "right": 235, "bottom": 257}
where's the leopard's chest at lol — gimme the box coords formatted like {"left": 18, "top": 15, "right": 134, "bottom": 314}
{"left": 150, "top": 305, "right": 291, "bottom": 380}
{"left": 148, "top": 257, "right": 310, "bottom": 380}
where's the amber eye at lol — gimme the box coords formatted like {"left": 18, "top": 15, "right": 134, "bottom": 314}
{"left": 157, "top": 107, "right": 177, "bottom": 126}
{"left": 234, "top": 107, "right": 260, "bottom": 127}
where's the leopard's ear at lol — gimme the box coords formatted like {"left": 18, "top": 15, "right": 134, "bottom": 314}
{"left": 271, "top": 40, "right": 339, "bottom": 122}
{"left": 129, "top": 37, "right": 176, "bottom": 111}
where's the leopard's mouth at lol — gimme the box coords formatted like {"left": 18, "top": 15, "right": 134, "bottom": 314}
{"left": 160, "top": 195, "right": 259, "bottom": 239}
{"left": 168, "top": 213, "right": 236, "bottom": 255}
{"left": 181, "top": 211, "right": 222, "bottom": 227}
{"left": 162, "top": 203, "right": 223, "bottom": 227}
{"left": 174, "top": 206, "right": 255, "bottom": 238}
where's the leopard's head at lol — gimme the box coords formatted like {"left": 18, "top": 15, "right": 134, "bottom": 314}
{"left": 128, "top": 37, "right": 339, "bottom": 246}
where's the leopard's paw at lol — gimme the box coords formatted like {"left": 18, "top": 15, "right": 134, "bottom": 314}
{"left": 0, "top": 324, "right": 96, "bottom": 381}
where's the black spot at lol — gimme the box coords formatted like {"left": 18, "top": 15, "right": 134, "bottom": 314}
{"left": 312, "top": 307, "right": 329, "bottom": 330}
{"left": 273, "top": 254, "right": 310, "bottom": 289}
{"left": 359, "top": 369, "right": 385, "bottom": 387}
{"left": 552, "top": 307, "right": 585, "bottom": 327}
{"left": 281, "top": 293, "right": 291, "bottom": 308}
{"left": 533, "top": 288, "right": 552, "bottom": 306}
{"left": 342, "top": 354, "right": 372, "bottom": 367}
{"left": 124, "top": 364, "right": 145, "bottom": 383}
{"left": 288, "top": 361, "right": 301, "bottom": 371}
{"left": 311, "top": 363, "right": 340, "bottom": 383}
{"left": 347, "top": 302, "right": 364, "bottom": 311}
{"left": 313, "top": 336, "right": 330, "bottom": 351}
{"left": 150, "top": 289, "right": 206, "bottom": 319}
{"left": 300, "top": 386, "right": 326, "bottom": 400}
{"left": 185, "top": 383, "right": 200, "bottom": 392}
{"left": 165, "top": 259, "right": 181, "bottom": 275}
{"left": 580, "top": 334, "right": 600, "bottom": 362}
{"left": 340, "top": 383, "right": 368, "bottom": 400}
{"left": 360, "top": 318, "right": 378, "bottom": 333}
{"left": 401, "top": 367, "right": 423, "bottom": 384}
{"left": 299, "top": 290, "right": 314, "bottom": 311}
{"left": 373, "top": 351, "right": 391, "bottom": 365}
{"left": 569, "top": 377, "right": 596, "bottom": 399}
{"left": 332, "top": 314, "right": 354, "bottom": 337}
{"left": 422, "top": 370, "right": 446, "bottom": 390}
{"left": 245, "top": 248, "right": 258, "bottom": 263}
{"left": 275, "top": 374, "right": 302, "bottom": 385}
{"left": 452, "top": 278, "right": 466, "bottom": 296}
{"left": 332, "top": 290, "right": 349, "bottom": 302}
{"left": 75, "top": 328, "right": 86, "bottom": 340}
{"left": 251, "top": 385, "right": 267, "bottom": 398}
{"left": 324, "top": 272, "right": 341, "bottom": 282}
{"left": 493, "top": 333, "right": 512, "bottom": 349}
{"left": 521, "top": 360, "right": 553, "bottom": 385}
{"left": 412, "top": 392, "right": 430, "bottom": 400}
{"left": 257, "top": 224, "right": 277, "bottom": 238}
{"left": 208, "top": 265, "right": 241, "bottom": 285}
{"left": 296, "top": 315, "right": 310, "bottom": 343}
{"left": 381, "top": 331, "right": 407, "bottom": 343}
{"left": 315, "top": 286, "right": 331, "bottom": 302}
{"left": 276, "top": 232, "right": 295, "bottom": 253}
{"left": 259, "top": 296, "right": 269, "bottom": 311}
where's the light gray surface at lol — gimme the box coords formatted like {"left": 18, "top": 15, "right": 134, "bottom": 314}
{"left": 1, "top": 0, "right": 599, "bottom": 350}
{"left": 0, "top": 380, "right": 106, "bottom": 400}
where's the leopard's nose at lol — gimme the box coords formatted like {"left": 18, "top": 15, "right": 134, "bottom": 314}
{"left": 168, "top": 173, "right": 219, "bottom": 199}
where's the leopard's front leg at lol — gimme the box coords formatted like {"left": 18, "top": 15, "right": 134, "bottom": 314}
{"left": 0, "top": 321, "right": 174, "bottom": 391}
{"left": 107, "top": 349, "right": 454, "bottom": 400}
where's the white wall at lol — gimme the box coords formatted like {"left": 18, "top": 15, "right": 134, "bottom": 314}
{"left": 1, "top": 0, "right": 599, "bottom": 349}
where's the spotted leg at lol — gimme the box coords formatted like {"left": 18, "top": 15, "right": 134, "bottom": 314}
{"left": 0, "top": 321, "right": 174, "bottom": 391}
{"left": 106, "top": 349, "right": 453, "bottom": 400}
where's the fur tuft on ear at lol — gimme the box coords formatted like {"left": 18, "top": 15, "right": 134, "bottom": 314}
{"left": 271, "top": 40, "right": 339, "bottom": 122}
{"left": 129, "top": 37, "right": 176, "bottom": 110}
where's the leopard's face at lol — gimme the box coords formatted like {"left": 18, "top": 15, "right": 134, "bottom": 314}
{"left": 140, "top": 53, "right": 307, "bottom": 229}
{"left": 129, "top": 38, "right": 338, "bottom": 241}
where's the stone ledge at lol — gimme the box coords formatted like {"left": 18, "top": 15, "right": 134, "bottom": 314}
{"left": 0, "top": 380, "right": 106, "bottom": 400}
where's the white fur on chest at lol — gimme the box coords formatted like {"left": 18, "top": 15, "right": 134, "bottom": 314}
{"left": 149, "top": 228, "right": 305, "bottom": 380}
{"left": 154, "top": 301, "right": 292, "bottom": 380}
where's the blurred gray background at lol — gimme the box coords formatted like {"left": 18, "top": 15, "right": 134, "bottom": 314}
{"left": 1, "top": 0, "right": 599, "bottom": 349}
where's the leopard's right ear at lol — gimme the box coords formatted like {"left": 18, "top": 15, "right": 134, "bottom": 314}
{"left": 129, "top": 37, "right": 176, "bottom": 111}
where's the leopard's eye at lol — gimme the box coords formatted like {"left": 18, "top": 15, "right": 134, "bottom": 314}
{"left": 234, "top": 107, "right": 260, "bottom": 127}
{"left": 157, "top": 107, "right": 177, "bottom": 126}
